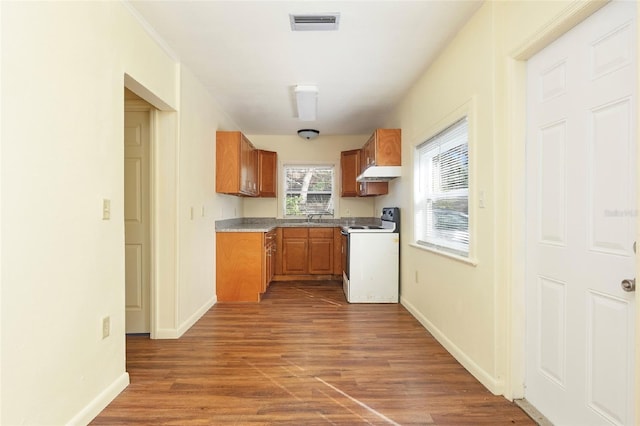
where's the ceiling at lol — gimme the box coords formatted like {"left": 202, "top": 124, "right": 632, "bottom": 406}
{"left": 127, "top": 1, "right": 483, "bottom": 136}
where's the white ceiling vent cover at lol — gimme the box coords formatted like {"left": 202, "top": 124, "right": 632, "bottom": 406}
{"left": 289, "top": 13, "right": 340, "bottom": 31}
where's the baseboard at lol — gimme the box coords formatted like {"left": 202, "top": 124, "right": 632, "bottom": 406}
{"left": 177, "top": 295, "right": 216, "bottom": 337}
{"left": 154, "top": 327, "right": 179, "bottom": 339}
{"left": 401, "top": 296, "right": 504, "bottom": 395}
{"left": 67, "top": 372, "right": 129, "bottom": 425}
{"left": 153, "top": 296, "right": 217, "bottom": 339}
{"left": 272, "top": 275, "right": 342, "bottom": 282}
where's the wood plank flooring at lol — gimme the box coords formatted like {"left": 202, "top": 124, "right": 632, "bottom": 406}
{"left": 92, "top": 281, "right": 534, "bottom": 425}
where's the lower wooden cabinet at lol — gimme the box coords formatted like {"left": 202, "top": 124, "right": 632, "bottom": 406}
{"left": 216, "top": 231, "right": 271, "bottom": 302}
{"left": 217, "top": 227, "right": 343, "bottom": 299}
{"left": 280, "top": 227, "right": 338, "bottom": 277}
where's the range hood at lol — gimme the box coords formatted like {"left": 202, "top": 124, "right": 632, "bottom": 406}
{"left": 356, "top": 166, "right": 402, "bottom": 182}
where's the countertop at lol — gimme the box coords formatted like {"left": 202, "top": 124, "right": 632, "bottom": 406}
{"left": 215, "top": 217, "right": 381, "bottom": 233}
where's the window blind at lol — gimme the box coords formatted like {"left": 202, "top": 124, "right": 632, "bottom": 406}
{"left": 415, "top": 117, "right": 469, "bottom": 256}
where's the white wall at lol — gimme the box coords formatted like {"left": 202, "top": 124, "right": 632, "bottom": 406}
{"left": 244, "top": 134, "right": 375, "bottom": 218}
{"left": 0, "top": 1, "right": 240, "bottom": 424}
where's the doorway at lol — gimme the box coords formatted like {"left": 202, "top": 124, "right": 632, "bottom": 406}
{"left": 524, "top": 1, "right": 637, "bottom": 424}
{"left": 124, "top": 90, "right": 154, "bottom": 334}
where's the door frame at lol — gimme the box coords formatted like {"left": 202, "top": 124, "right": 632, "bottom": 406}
{"left": 505, "top": 1, "right": 640, "bottom": 417}
{"left": 124, "top": 99, "right": 157, "bottom": 339}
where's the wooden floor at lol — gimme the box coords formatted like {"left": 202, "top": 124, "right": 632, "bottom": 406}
{"left": 92, "top": 281, "right": 534, "bottom": 425}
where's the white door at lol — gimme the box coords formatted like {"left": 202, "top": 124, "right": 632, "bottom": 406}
{"left": 124, "top": 110, "right": 151, "bottom": 333}
{"left": 525, "top": 1, "right": 636, "bottom": 425}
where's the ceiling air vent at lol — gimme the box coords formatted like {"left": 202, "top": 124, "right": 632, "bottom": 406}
{"left": 289, "top": 13, "right": 340, "bottom": 31}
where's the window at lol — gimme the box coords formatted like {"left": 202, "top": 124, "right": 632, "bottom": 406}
{"left": 284, "top": 165, "right": 334, "bottom": 217}
{"left": 414, "top": 117, "right": 469, "bottom": 257}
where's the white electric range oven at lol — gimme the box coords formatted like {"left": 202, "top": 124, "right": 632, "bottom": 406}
{"left": 341, "top": 207, "right": 400, "bottom": 303}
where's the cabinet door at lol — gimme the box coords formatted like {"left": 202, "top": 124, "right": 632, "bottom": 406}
{"left": 216, "top": 232, "right": 262, "bottom": 302}
{"left": 373, "top": 129, "right": 401, "bottom": 166}
{"left": 258, "top": 150, "right": 277, "bottom": 197}
{"left": 269, "top": 242, "right": 276, "bottom": 283}
{"left": 240, "top": 135, "right": 251, "bottom": 194}
{"left": 308, "top": 238, "right": 333, "bottom": 274}
{"left": 239, "top": 135, "right": 258, "bottom": 196}
{"left": 308, "top": 228, "right": 334, "bottom": 274}
{"left": 282, "top": 238, "right": 308, "bottom": 274}
{"left": 362, "top": 136, "right": 375, "bottom": 168}
{"left": 248, "top": 145, "right": 258, "bottom": 195}
{"left": 216, "top": 131, "right": 241, "bottom": 194}
{"left": 340, "top": 149, "right": 360, "bottom": 197}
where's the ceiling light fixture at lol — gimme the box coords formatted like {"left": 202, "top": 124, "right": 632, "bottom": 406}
{"left": 297, "top": 129, "right": 320, "bottom": 140}
{"left": 295, "top": 85, "right": 318, "bottom": 121}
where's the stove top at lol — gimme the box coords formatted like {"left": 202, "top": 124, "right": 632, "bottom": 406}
{"left": 344, "top": 207, "right": 400, "bottom": 234}
{"left": 346, "top": 223, "right": 395, "bottom": 233}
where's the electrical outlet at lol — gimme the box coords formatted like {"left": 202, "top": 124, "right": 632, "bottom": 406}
{"left": 415, "top": 270, "right": 419, "bottom": 284}
{"left": 102, "top": 316, "right": 110, "bottom": 339}
{"left": 345, "top": 209, "right": 351, "bottom": 217}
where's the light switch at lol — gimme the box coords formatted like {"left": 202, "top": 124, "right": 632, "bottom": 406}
{"left": 479, "top": 191, "right": 485, "bottom": 209}
{"left": 102, "top": 199, "right": 111, "bottom": 220}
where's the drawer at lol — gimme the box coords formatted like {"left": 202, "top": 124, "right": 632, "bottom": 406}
{"left": 309, "top": 228, "right": 333, "bottom": 239}
{"left": 283, "top": 227, "right": 308, "bottom": 238}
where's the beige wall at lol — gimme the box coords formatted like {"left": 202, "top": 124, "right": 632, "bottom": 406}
{"left": 244, "top": 134, "right": 376, "bottom": 218}
{"left": 381, "top": 2, "right": 499, "bottom": 390}
{"left": 375, "top": 0, "right": 609, "bottom": 397}
{"left": 177, "top": 66, "right": 240, "bottom": 332}
{"left": 0, "top": 1, "right": 239, "bottom": 424}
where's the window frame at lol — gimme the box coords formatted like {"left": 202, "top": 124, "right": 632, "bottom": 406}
{"left": 282, "top": 164, "right": 335, "bottom": 218}
{"left": 413, "top": 113, "right": 474, "bottom": 262}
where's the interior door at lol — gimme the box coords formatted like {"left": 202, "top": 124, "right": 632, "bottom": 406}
{"left": 124, "top": 110, "right": 151, "bottom": 333}
{"left": 525, "top": 2, "right": 637, "bottom": 424}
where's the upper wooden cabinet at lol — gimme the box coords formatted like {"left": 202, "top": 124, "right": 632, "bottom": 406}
{"left": 216, "top": 131, "right": 258, "bottom": 196}
{"left": 340, "top": 149, "right": 360, "bottom": 197}
{"left": 361, "top": 128, "right": 401, "bottom": 169}
{"left": 340, "top": 129, "right": 400, "bottom": 198}
{"left": 340, "top": 149, "right": 388, "bottom": 198}
{"left": 258, "top": 150, "right": 277, "bottom": 197}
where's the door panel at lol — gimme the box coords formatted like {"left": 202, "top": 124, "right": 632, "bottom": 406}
{"left": 525, "top": 2, "right": 636, "bottom": 424}
{"left": 124, "top": 110, "right": 150, "bottom": 334}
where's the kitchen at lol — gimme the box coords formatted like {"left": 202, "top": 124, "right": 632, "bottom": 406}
{"left": 215, "top": 129, "right": 402, "bottom": 304}
{"left": 2, "top": 1, "right": 637, "bottom": 425}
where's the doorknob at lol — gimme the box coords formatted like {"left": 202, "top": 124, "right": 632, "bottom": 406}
{"left": 621, "top": 278, "right": 636, "bottom": 292}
